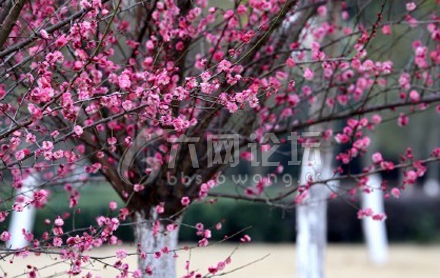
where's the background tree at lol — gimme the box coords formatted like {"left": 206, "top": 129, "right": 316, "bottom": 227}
{"left": 0, "top": 0, "right": 440, "bottom": 277}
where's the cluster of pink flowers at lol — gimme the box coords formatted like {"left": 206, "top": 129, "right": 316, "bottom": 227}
{"left": 357, "top": 208, "right": 387, "bottom": 221}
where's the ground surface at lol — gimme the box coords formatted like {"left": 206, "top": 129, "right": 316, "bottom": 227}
{"left": 1, "top": 244, "right": 439, "bottom": 277}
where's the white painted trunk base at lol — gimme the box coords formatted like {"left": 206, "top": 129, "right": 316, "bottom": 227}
{"left": 296, "top": 158, "right": 331, "bottom": 278}
{"left": 134, "top": 211, "right": 179, "bottom": 278}
{"left": 296, "top": 185, "right": 328, "bottom": 278}
{"left": 361, "top": 174, "right": 388, "bottom": 265}
{"left": 7, "top": 175, "right": 37, "bottom": 249}
{"left": 294, "top": 2, "right": 342, "bottom": 277}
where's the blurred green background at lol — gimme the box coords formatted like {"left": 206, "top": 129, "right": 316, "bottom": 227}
{"left": 14, "top": 181, "right": 439, "bottom": 244}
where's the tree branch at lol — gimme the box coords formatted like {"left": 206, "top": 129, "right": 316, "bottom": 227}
{"left": 0, "top": 0, "right": 26, "bottom": 49}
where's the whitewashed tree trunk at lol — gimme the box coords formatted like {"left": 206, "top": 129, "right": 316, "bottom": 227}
{"left": 297, "top": 148, "right": 332, "bottom": 278}
{"left": 361, "top": 174, "right": 388, "bottom": 265}
{"left": 134, "top": 211, "right": 180, "bottom": 278}
{"left": 360, "top": 134, "right": 388, "bottom": 265}
{"left": 295, "top": 3, "right": 341, "bottom": 275}
{"left": 7, "top": 174, "right": 37, "bottom": 249}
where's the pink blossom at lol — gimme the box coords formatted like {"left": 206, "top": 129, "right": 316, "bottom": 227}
{"left": 398, "top": 113, "right": 409, "bottom": 126}
{"left": 33, "top": 189, "right": 49, "bottom": 208}
{"left": 372, "top": 213, "right": 387, "bottom": 221}
{"left": 353, "top": 137, "right": 370, "bottom": 150}
{"left": 236, "top": 4, "right": 246, "bottom": 15}
{"left": 382, "top": 25, "right": 391, "bottom": 35}
{"left": 23, "top": 230, "right": 34, "bottom": 242}
{"left": 286, "top": 58, "right": 296, "bottom": 68}
{"left": 371, "top": 114, "right": 382, "bottom": 125}
{"left": 12, "top": 202, "right": 23, "bottom": 212}
{"left": 25, "top": 133, "right": 36, "bottom": 143}
{"left": 0, "top": 212, "right": 8, "bottom": 223}
{"left": 406, "top": 170, "right": 418, "bottom": 184}
{"left": 118, "top": 208, "right": 130, "bottom": 221}
{"left": 276, "top": 165, "right": 284, "bottom": 174}
{"left": 55, "top": 34, "right": 68, "bottom": 47}
{"left": 166, "top": 224, "right": 178, "bottom": 232}
{"left": 399, "top": 73, "right": 411, "bottom": 89}
{"left": 357, "top": 208, "right": 374, "bottom": 219}
{"left": 391, "top": 188, "right": 401, "bottom": 198}
{"left": 0, "top": 231, "right": 10, "bottom": 241}
{"left": 240, "top": 234, "right": 251, "bottom": 242}
{"left": 226, "top": 102, "right": 238, "bottom": 113}
{"left": 15, "top": 149, "right": 29, "bottom": 161}
{"left": 409, "top": 90, "right": 420, "bottom": 102}
{"left": 74, "top": 125, "right": 84, "bottom": 136}
{"left": 69, "top": 194, "right": 79, "bottom": 208}
{"left": 198, "top": 238, "right": 209, "bottom": 247}
{"left": 80, "top": 0, "right": 92, "bottom": 9}
{"left": 287, "top": 94, "right": 300, "bottom": 106}
{"left": 156, "top": 203, "right": 165, "bottom": 214}
{"left": 351, "top": 58, "right": 361, "bottom": 70}
{"left": 40, "top": 29, "right": 50, "bottom": 39}
{"left": 303, "top": 68, "right": 314, "bottom": 80}
{"left": 53, "top": 237, "right": 63, "bottom": 247}
{"left": 118, "top": 74, "right": 131, "bottom": 89}
{"left": 317, "top": 5, "right": 327, "bottom": 17}
{"left": 217, "top": 59, "right": 232, "bottom": 73}
{"left": 54, "top": 217, "right": 64, "bottom": 227}
{"left": 196, "top": 223, "right": 204, "bottom": 231}
{"left": 372, "top": 152, "right": 383, "bottom": 163}
{"left": 208, "top": 266, "right": 218, "bottom": 274}
{"left": 380, "top": 161, "right": 395, "bottom": 171}
{"left": 335, "top": 133, "right": 350, "bottom": 144}
{"left": 406, "top": 2, "right": 416, "bottom": 11}
{"left": 41, "top": 141, "right": 54, "bottom": 151}
{"left": 116, "top": 249, "right": 127, "bottom": 259}
{"left": 145, "top": 40, "right": 155, "bottom": 50}
{"left": 181, "top": 197, "right": 190, "bottom": 206}
{"left": 107, "top": 137, "right": 117, "bottom": 145}
{"left": 121, "top": 100, "right": 133, "bottom": 110}
{"left": 133, "top": 183, "right": 144, "bottom": 192}
{"left": 431, "top": 147, "right": 440, "bottom": 157}
{"left": 223, "top": 10, "right": 234, "bottom": 20}
{"left": 241, "top": 30, "right": 255, "bottom": 43}
{"left": 204, "top": 229, "right": 212, "bottom": 238}
{"left": 109, "top": 201, "right": 118, "bottom": 211}
{"left": 85, "top": 163, "right": 102, "bottom": 173}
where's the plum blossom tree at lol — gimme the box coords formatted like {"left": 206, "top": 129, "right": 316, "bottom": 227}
{"left": 1, "top": 0, "right": 440, "bottom": 277}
